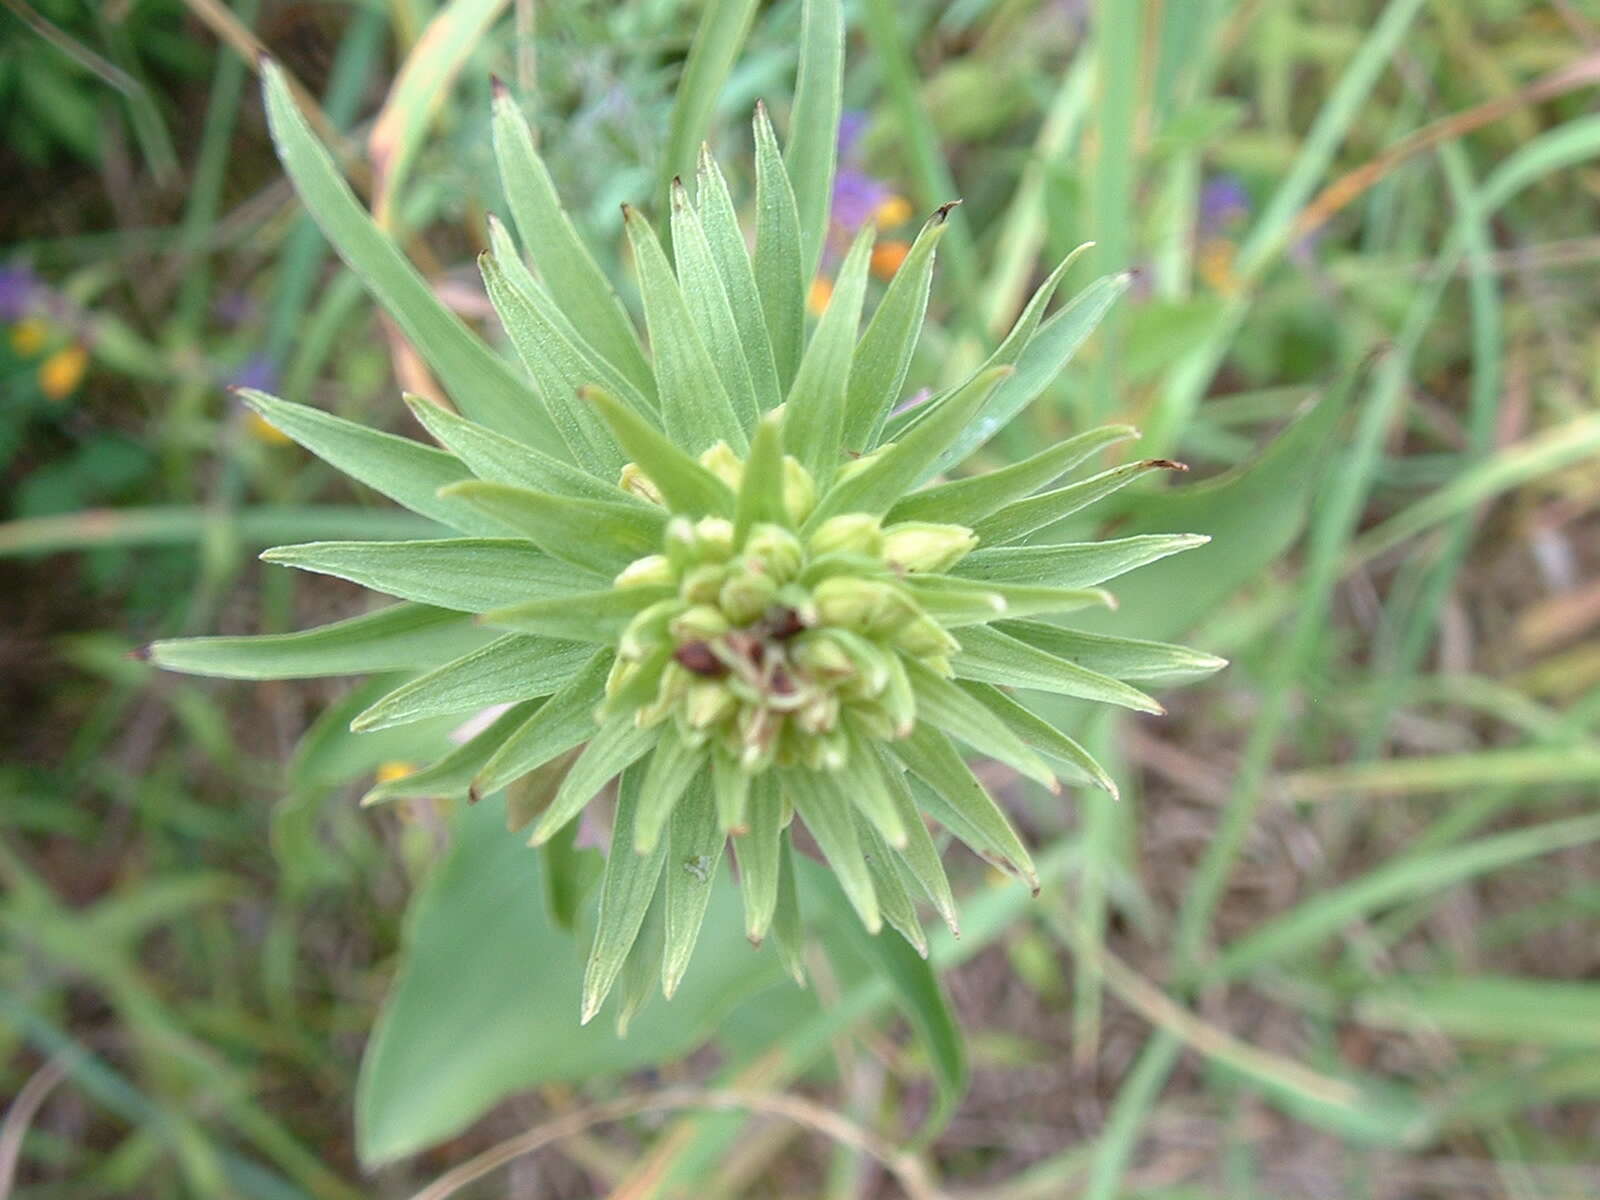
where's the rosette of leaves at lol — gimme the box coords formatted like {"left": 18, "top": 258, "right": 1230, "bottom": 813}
{"left": 152, "top": 63, "right": 1224, "bottom": 1026}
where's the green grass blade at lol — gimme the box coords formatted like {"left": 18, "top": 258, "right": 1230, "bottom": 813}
{"left": 657, "top": 0, "right": 760, "bottom": 225}
{"left": 785, "top": 0, "right": 844, "bottom": 282}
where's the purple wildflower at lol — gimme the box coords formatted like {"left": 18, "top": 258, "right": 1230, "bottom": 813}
{"left": 1198, "top": 174, "right": 1250, "bottom": 238}
{"left": 831, "top": 166, "right": 892, "bottom": 234}
{"left": 227, "top": 353, "right": 280, "bottom": 393}
{"left": 0, "top": 265, "right": 40, "bottom": 323}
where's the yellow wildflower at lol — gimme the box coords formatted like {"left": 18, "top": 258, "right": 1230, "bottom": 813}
{"left": 39, "top": 345, "right": 88, "bottom": 399}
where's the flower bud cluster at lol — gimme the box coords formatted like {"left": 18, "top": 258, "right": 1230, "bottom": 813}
{"left": 606, "top": 445, "right": 978, "bottom": 774}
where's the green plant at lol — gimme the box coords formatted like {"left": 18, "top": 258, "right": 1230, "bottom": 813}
{"left": 149, "top": 52, "right": 1222, "bottom": 1028}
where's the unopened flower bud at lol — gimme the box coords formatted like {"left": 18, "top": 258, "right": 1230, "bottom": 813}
{"left": 743, "top": 524, "right": 802, "bottom": 582}
{"left": 881, "top": 655, "right": 917, "bottom": 737}
{"left": 783, "top": 456, "right": 817, "bottom": 523}
{"left": 719, "top": 568, "right": 778, "bottom": 626}
{"left": 694, "top": 516, "right": 736, "bottom": 562}
{"left": 894, "top": 614, "right": 960, "bottom": 657}
{"left": 670, "top": 604, "right": 730, "bottom": 642}
{"left": 680, "top": 563, "right": 727, "bottom": 605}
{"left": 802, "top": 726, "right": 850, "bottom": 771}
{"left": 881, "top": 522, "right": 977, "bottom": 573}
{"left": 794, "top": 691, "right": 840, "bottom": 735}
{"left": 790, "top": 631, "right": 857, "bottom": 681}
{"left": 813, "top": 576, "right": 890, "bottom": 630}
{"left": 808, "top": 513, "right": 884, "bottom": 559}
{"left": 682, "top": 679, "right": 737, "bottom": 730}
{"left": 615, "top": 553, "right": 675, "bottom": 589}
{"left": 619, "top": 598, "right": 680, "bottom": 660}
{"left": 698, "top": 441, "right": 744, "bottom": 491}
{"left": 635, "top": 661, "right": 690, "bottom": 727}
{"left": 664, "top": 516, "right": 699, "bottom": 570}
{"left": 619, "top": 463, "right": 663, "bottom": 505}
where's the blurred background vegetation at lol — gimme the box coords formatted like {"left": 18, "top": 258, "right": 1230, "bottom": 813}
{"left": 4, "top": 0, "right": 1600, "bottom": 1196}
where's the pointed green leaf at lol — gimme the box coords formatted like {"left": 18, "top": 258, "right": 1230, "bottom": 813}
{"left": 855, "top": 814, "right": 928, "bottom": 956}
{"left": 734, "top": 774, "right": 784, "bottom": 942}
{"left": 237, "top": 390, "right": 501, "bottom": 535}
{"left": 734, "top": 411, "right": 790, "bottom": 540}
{"left": 902, "top": 657, "right": 1061, "bottom": 786}
{"left": 480, "top": 251, "right": 625, "bottom": 476}
{"left": 783, "top": 767, "right": 880, "bottom": 932}
{"left": 785, "top": 0, "right": 844, "bottom": 281}
{"left": 972, "top": 459, "right": 1188, "bottom": 545}
{"left": 150, "top": 603, "right": 483, "bottom": 680}
{"left": 362, "top": 699, "right": 544, "bottom": 805}
{"left": 950, "top": 624, "right": 1163, "bottom": 713}
{"left": 632, "top": 723, "right": 707, "bottom": 856}
{"left": 771, "top": 834, "right": 807, "bottom": 984}
{"left": 887, "top": 424, "right": 1137, "bottom": 526}
{"left": 957, "top": 682, "right": 1118, "bottom": 798}
{"left": 696, "top": 145, "right": 782, "bottom": 412}
{"left": 531, "top": 718, "right": 659, "bottom": 849}
{"left": 784, "top": 226, "right": 873, "bottom": 482}
{"left": 480, "top": 585, "right": 673, "bottom": 641}
{"left": 892, "top": 725, "right": 1037, "bottom": 889}
{"left": 908, "top": 576, "right": 1115, "bottom": 625}
{"left": 955, "top": 533, "right": 1209, "bottom": 589}
{"left": 811, "top": 367, "right": 1011, "bottom": 524}
{"left": 622, "top": 204, "right": 747, "bottom": 455}
{"left": 475, "top": 649, "right": 613, "bottom": 796}
{"left": 403, "top": 393, "right": 637, "bottom": 506}
{"left": 262, "top": 62, "right": 553, "bottom": 447}
{"left": 440, "top": 481, "right": 664, "bottom": 574}
{"left": 711, "top": 751, "right": 752, "bottom": 832}
{"left": 662, "top": 777, "right": 726, "bottom": 997}
{"left": 260, "top": 539, "right": 600, "bottom": 610}
{"left": 848, "top": 207, "right": 952, "bottom": 450}
{"left": 657, "top": 0, "right": 760, "bottom": 215}
{"left": 506, "top": 746, "right": 584, "bottom": 833}
{"left": 490, "top": 85, "right": 653, "bottom": 396}
{"left": 997, "top": 620, "right": 1227, "bottom": 685}
{"left": 838, "top": 728, "right": 907, "bottom": 848}
{"left": 874, "top": 748, "right": 958, "bottom": 933}
{"left": 581, "top": 761, "right": 669, "bottom": 1024}
{"left": 615, "top": 882, "right": 666, "bottom": 1036}
{"left": 584, "top": 386, "right": 737, "bottom": 517}
{"left": 753, "top": 102, "right": 805, "bottom": 390}
{"left": 351, "top": 634, "right": 592, "bottom": 731}
{"left": 670, "top": 179, "right": 760, "bottom": 431}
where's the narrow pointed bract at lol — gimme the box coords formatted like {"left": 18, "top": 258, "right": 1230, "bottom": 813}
{"left": 155, "top": 62, "right": 1226, "bottom": 1025}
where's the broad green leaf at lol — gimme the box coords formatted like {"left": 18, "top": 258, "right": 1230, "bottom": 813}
{"left": 480, "top": 251, "right": 625, "bottom": 476}
{"left": 361, "top": 699, "right": 543, "bottom": 805}
{"left": 951, "top": 624, "right": 1164, "bottom": 714}
{"left": 662, "top": 778, "right": 726, "bottom": 997}
{"left": 581, "top": 762, "right": 669, "bottom": 1024}
{"left": 149, "top": 603, "right": 483, "bottom": 680}
{"left": 784, "top": 767, "right": 880, "bottom": 932}
{"left": 955, "top": 533, "right": 1208, "bottom": 589}
{"left": 972, "top": 459, "right": 1187, "bottom": 545}
{"left": 350, "top": 634, "right": 591, "bottom": 731}
{"left": 811, "top": 367, "right": 1011, "bottom": 524}
{"left": 847, "top": 207, "right": 952, "bottom": 449}
{"left": 783, "top": 226, "right": 873, "bottom": 482}
{"left": 735, "top": 775, "right": 784, "bottom": 942}
{"left": 237, "top": 390, "right": 500, "bottom": 535}
{"left": 669, "top": 179, "right": 760, "bottom": 431}
{"left": 403, "top": 393, "right": 637, "bottom": 506}
{"left": 354, "top": 798, "right": 789, "bottom": 1163}
{"left": 585, "top": 386, "right": 737, "bottom": 517}
{"left": 996, "top": 620, "right": 1227, "bottom": 685}
{"left": 1357, "top": 977, "right": 1600, "bottom": 1047}
{"left": 475, "top": 650, "right": 613, "bottom": 795}
{"left": 529, "top": 718, "right": 659, "bottom": 847}
{"left": 440, "top": 481, "right": 663, "bottom": 574}
{"left": 632, "top": 723, "right": 707, "bottom": 855}
{"left": 734, "top": 412, "right": 789, "bottom": 540}
{"left": 888, "top": 425, "right": 1136, "bottom": 527}
{"left": 261, "top": 63, "right": 552, "bottom": 447}
{"left": 697, "top": 145, "right": 782, "bottom": 412}
{"left": 903, "top": 657, "right": 1061, "bottom": 784}
{"left": 753, "top": 103, "right": 805, "bottom": 390}
{"left": 785, "top": 0, "right": 844, "bottom": 281}
{"left": 957, "top": 682, "right": 1117, "bottom": 797}
{"left": 892, "top": 726, "right": 1036, "bottom": 889}
{"left": 480, "top": 585, "right": 673, "bottom": 641}
{"left": 260, "top": 539, "right": 600, "bottom": 610}
{"left": 909, "top": 576, "right": 1115, "bottom": 625}
{"left": 622, "top": 204, "right": 747, "bottom": 455}
{"left": 490, "top": 85, "right": 653, "bottom": 396}
{"left": 934, "top": 271, "right": 1133, "bottom": 473}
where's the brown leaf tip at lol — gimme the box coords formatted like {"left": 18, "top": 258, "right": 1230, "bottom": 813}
{"left": 128, "top": 645, "right": 152, "bottom": 661}
{"left": 933, "top": 199, "right": 963, "bottom": 222}
{"left": 1146, "top": 458, "right": 1188, "bottom": 472}
{"left": 490, "top": 74, "right": 509, "bottom": 99}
